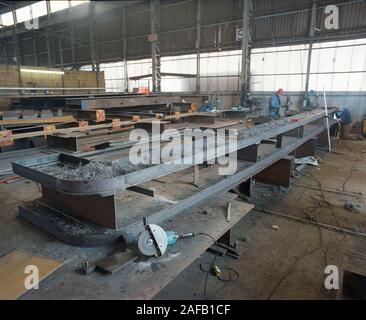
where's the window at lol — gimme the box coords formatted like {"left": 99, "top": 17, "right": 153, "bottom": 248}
{"left": 71, "top": 1, "right": 90, "bottom": 7}
{"left": 100, "top": 61, "right": 126, "bottom": 92}
{"left": 0, "top": 12, "right": 14, "bottom": 26}
{"left": 31, "top": 1, "right": 48, "bottom": 19}
{"left": 16, "top": 6, "right": 31, "bottom": 23}
{"left": 50, "top": 1, "right": 69, "bottom": 13}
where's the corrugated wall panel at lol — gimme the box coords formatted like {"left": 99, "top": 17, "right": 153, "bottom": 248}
{"left": 161, "top": 0, "right": 196, "bottom": 31}
{"left": 127, "top": 37, "right": 150, "bottom": 59}
{"left": 201, "top": 0, "right": 242, "bottom": 24}
{"left": 162, "top": 29, "right": 196, "bottom": 54}
{"left": 1, "top": 0, "right": 366, "bottom": 67}
{"left": 254, "top": 10, "right": 310, "bottom": 43}
{"left": 254, "top": 0, "right": 311, "bottom": 16}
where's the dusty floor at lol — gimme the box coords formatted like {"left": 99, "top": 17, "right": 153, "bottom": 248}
{"left": 0, "top": 140, "right": 365, "bottom": 299}
{"left": 156, "top": 140, "right": 366, "bottom": 299}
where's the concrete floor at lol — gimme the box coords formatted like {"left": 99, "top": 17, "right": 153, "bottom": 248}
{"left": 1, "top": 140, "right": 365, "bottom": 299}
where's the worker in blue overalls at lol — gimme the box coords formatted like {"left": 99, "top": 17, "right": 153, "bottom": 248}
{"left": 335, "top": 107, "right": 352, "bottom": 139}
{"left": 198, "top": 99, "right": 213, "bottom": 112}
{"left": 269, "top": 88, "right": 284, "bottom": 119}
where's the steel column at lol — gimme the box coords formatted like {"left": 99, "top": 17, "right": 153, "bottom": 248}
{"left": 88, "top": 2, "right": 99, "bottom": 87}
{"left": 70, "top": 22, "right": 76, "bottom": 66}
{"left": 11, "top": 8, "right": 22, "bottom": 92}
{"left": 122, "top": 8, "right": 129, "bottom": 92}
{"left": 240, "top": 0, "right": 252, "bottom": 106}
{"left": 58, "top": 36, "right": 65, "bottom": 94}
{"left": 196, "top": 0, "right": 201, "bottom": 94}
{"left": 304, "top": 0, "right": 317, "bottom": 97}
{"left": 32, "top": 33, "right": 38, "bottom": 66}
{"left": 150, "top": 0, "right": 161, "bottom": 93}
{"left": 46, "top": 1, "right": 52, "bottom": 66}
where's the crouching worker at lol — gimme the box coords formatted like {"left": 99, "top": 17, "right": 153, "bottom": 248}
{"left": 335, "top": 107, "right": 352, "bottom": 140}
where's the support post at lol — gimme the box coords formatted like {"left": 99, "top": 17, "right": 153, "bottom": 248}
{"left": 70, "top": 22, "right": 76, "bottom": 66}
{"left": 304, "top": 0, "right": 317, "bottom": 98}
{"left": 46, "top": 1, "right": 52, "bottom": 66}
{"left": 32, "top": 33, "right": 38, "bottom": 66}
{"left": 58, "top": 36, "right": 64, "bottom": 94}
{"left": 196, "top": 0, "right": 201, "bottom": 94}
{"left": 290, "top": 138, "right": 317, "bottom": 158}
{"left": 89, "top": 2, "right": 99, "bottom": 88}
{"left": 11, "top": 8, "right": 22, "bottom": 93}
{"left": 255, "top": 155, "right": 294, "bottom": 188}
{"left": 240, "top": 0, "right": 252, "bottom": 106}
{"left": 237, "top": 144, "right": 258, "bottom": 162}
{"left": 193, "top": 165, "right": 199, "bottom": 186}
{"left": 150, "top": 0, "right": 161, "bottom": 93}
{"left": 122, "top": 8, "right": 129, "bottom": 92}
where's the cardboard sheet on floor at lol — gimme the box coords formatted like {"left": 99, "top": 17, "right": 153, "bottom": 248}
{"left": 0, "top": 250, "right": 63, "bottom": 300}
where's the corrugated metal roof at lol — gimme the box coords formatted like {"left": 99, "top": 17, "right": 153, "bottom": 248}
{"left": 1, "top": 0, "right": 366, "bottom": 67}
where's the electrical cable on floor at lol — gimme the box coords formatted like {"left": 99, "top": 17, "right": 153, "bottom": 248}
{"left": 266, "top": 138, "right": 361, "bottom": 299}
{"left": 196, "top": 232, "right": 219, "bottom": 298}
{"left": 196, "top": 232, "right": 240, "bottom": 299}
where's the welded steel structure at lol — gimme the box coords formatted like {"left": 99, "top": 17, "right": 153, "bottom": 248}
{"left": 12, "top": 109, "right": 335, "bottom": 245}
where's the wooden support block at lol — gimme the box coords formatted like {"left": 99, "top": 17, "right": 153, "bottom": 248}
{"left": 96, "top": 109, "right": 105, "bottom": 122}
{"left": 79, "top": 120, "right": 89, "bottom": 130}
{"left": 112, "top": 118, "right": 121, "bottom": 130}
{"left": 132, "top": 115, "right": 140, "bottom": 122}
{"left": 0, "top": 130, "right": 14, "bottom": 147}
{"left": 0, "top": 250, "right": 62, "bottom": 300}
{"left": 191, "top": 102, "right": 198, "bottom": 111}
{"left": 255, "top": 155, "right": 294, "bottom": 188}
{"left": 0, "top": 115, "right": 74, "bottom": 126}
{"left": 174, "top": 111, "right": 181, "bottom": 120}
{"left": 43, "top": 125, "right": 56, "bottom": 135}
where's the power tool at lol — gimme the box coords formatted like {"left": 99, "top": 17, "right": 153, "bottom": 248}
{"left": 137, "top": 224, "right": 194, "bottom": 257}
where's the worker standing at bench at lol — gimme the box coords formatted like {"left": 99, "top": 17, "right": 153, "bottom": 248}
{"left": 269, "top": 88, "right": 284, "bottom": 119}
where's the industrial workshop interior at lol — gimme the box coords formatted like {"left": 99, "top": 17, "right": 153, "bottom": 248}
{"left": 0, "top": 0, "right": 366, "bottom": 307}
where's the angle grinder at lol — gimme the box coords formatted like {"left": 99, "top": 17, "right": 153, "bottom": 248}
{"left": 137, "top": 224, "right": 195, "bottom": 257}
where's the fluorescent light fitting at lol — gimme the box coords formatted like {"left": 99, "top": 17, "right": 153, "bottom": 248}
{"left": 20, "top": 68, "right": 65, "bottom": 75}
